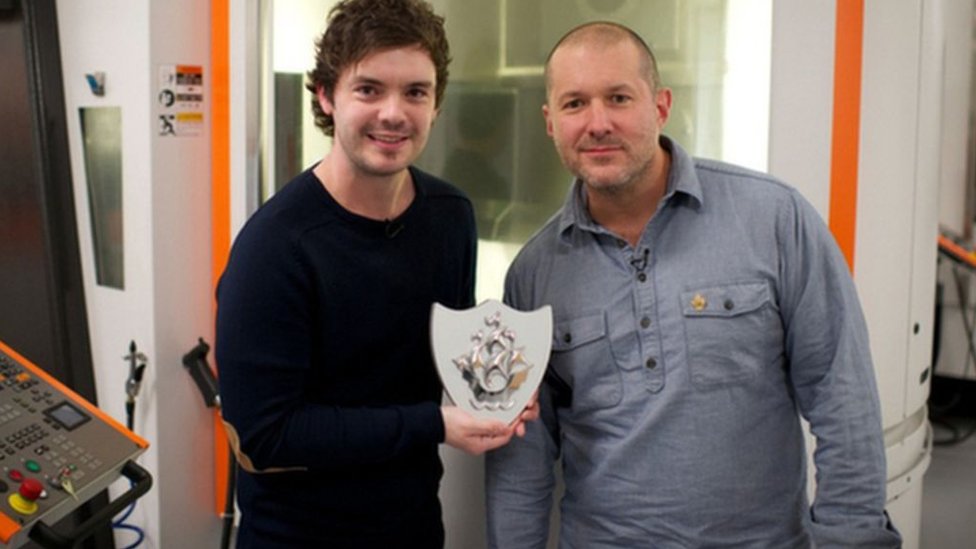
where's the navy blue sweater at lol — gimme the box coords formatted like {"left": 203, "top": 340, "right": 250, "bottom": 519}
{"left": 216, "top": 167, "right": 476, "bottom": 548}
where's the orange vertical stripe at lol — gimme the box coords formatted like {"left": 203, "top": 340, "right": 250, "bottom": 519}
{"left": 829, "top": 0, "right": 864, "bottom": 273}
{"left": 211, "top": 0, "right": 231, "bottom": 516}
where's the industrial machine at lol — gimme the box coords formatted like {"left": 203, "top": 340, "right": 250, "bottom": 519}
{"left": 0, "top": 341, "right": 150, "bottom": 549}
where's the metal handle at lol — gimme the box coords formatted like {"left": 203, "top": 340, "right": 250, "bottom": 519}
{"left": 28, "top": 461, "right": 153, "bottom": 549}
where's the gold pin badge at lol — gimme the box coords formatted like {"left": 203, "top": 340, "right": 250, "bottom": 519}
{"left": 691, "top": 294, "right": 707, "bottom": 311}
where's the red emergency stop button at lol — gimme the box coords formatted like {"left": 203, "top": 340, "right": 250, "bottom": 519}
{"left": 8, "top": 478, "right": 42, "bottom": 515}
{"left": 18, "top": 479, "right": 42, "bottom": 502}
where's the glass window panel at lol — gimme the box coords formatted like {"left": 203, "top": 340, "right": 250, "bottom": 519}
{"left": 274, "top": 72, "right": 305, "bottom": 192}
{"left": 79, "top": 106, "right": 124, "bottom": 290}
{"left": 264, "top": 0, "right": 772, "bottom": 302}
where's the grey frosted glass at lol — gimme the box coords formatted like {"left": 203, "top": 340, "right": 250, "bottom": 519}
{"left": 412, "top": 0, "right": 729, "bottom": 243}
{"left": 79, "top": 107, "right": 124, "bottom": 289}
{"left": 275, "top": 72, "right": 305, "bottom": 192}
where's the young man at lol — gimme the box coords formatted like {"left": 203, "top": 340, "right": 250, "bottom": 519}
{"left": 216, "top": 1, "right": 532, "bottom": 547}
{"left": 485, "top": 22, "right": 902, "bottom": 548}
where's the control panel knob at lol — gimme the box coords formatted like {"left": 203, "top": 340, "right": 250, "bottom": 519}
{"left": 8, "top": 478, "right": 42, "bottom": 515}
{"left": 19, "top": 479, "right": 42, "bottom": 502}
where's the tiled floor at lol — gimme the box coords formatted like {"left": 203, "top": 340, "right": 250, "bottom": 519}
{"left": 920, "top": 416, "right": 976, "bottom": 549}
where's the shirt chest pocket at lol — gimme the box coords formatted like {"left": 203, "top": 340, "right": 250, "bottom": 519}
{"left": 680, "top": 281, "right": 784, "bottom": 389}
{"left": 549, "top": 311, "right": 622, "bottom": 412}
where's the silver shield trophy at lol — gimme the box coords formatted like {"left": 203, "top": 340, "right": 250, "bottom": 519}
{"left": 431, "top": 300, "right": 552, "bottom": 425}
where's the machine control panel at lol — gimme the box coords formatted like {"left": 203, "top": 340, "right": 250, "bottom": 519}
{"left": 0, "top": 341, "right": 148, "bottom": 548}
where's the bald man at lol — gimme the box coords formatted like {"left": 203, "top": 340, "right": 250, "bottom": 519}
{"left": 485, "top": 22, "right": 900, "bottom": 549}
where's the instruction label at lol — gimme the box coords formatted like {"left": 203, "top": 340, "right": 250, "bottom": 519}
{"left": 157, "top": 64, "right": 204, "bottom": 137}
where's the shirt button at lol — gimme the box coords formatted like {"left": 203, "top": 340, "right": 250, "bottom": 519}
{"left": 645, "top": 357, "right": 657, "bottom": 369}
{"left": 563, "top": 333, "right": 572, "bottom": 344}
{"left": 637, "top": 272, "right": 647, "bottom": 282}
{"left": 616, "top": 239, "right": 626, "bottom": 248}
{"left": 724, "top": 299, "right": 734, "bottom": 310}
{"left": 640, "top": 316, "right": 651, "bottom": 329}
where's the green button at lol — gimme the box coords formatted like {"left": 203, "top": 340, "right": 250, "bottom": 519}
{"left": 25, "top": 460, "right": 40, "bottom": 473}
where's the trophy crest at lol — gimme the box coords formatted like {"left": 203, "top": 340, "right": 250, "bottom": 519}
{"left": 431, "top": 300, "right": 552, "bottom": 424}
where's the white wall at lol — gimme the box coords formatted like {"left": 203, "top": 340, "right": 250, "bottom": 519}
{"left": 768, "top": 0, "right": 836, "bottom": 216}
{"left": 57, "top": 0, "right": 222, "bottom": 547}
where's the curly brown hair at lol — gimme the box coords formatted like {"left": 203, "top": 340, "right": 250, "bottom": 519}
{"left": 305, "top": 0, "right": 451, "bottom": 136}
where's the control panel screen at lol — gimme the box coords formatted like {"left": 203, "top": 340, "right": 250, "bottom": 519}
{"left": 43, "top": 402, "right": 90, "bottom": 431}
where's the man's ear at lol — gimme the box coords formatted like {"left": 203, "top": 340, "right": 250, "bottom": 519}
{"left": 542, "top": 104, "right": 554, "bottom": 137}
{"left": 654, "top": 87, "right": 673, "bottom": 128}
{"left": 316, "top": 86, "right": 334, "bottom": 116}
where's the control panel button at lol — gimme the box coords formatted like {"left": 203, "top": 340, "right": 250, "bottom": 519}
{"left": 8, "top": 478, "right": 43, "bottom": 515}
{"left": 18, "top": 479, "right": 42, "bottom": 501}
{"left": 7, "top": 469, "right": 23, "bottom": 482}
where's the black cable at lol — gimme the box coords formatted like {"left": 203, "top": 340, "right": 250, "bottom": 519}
{"left": 928, "top": 391, "right": 961, "bottom": 416}
{"left": 931, "top": 416, "right": 959, "bottom": 444}
{"left": 126, "top": 400, "right": 135, "bottom": 432}
{"left": 114, "top": 392, "right": 145, "bottom": 547}
{"left": 932, "top": 415, "right": 976, "bottom": 446}
{"left": 113, "top": 341, "right": 147, "bottom": 547}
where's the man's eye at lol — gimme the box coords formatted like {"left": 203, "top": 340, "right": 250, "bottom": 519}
{"left": 611, "top": 94, "right": 630, "bottom": 104}
{"left": 563, "top": 99, "right": 583, "bottom": 110}
{"left": 407, "top": 88, "right": 429, "bottom": 99}
{"left": 355, "top": 86, "right": 377, "bottom": 96}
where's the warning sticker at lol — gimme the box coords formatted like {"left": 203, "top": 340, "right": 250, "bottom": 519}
{"left": 157, "top": 64, "right": 204, "bottom": 136}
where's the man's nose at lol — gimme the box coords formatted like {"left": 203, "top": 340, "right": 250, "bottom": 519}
{"left": 586, "top": 101, "right": 613, "bottom": 137}
{"left": 378, "top": 95, "right": 407, "bottom": 126}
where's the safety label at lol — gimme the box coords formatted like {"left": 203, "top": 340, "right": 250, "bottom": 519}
{"left": 157, "top": 64, "right": 204, "bottom": 136}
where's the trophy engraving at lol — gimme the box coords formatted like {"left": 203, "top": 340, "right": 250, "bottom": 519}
{"left": 453, "top": 311, "right": 532, "bottom": 411}
{"left": 431, "top": 300, "right": 552, "bottom": 423}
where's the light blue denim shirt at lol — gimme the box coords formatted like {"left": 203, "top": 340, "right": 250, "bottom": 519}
{"left": 486, "top": 137, "right": 901, "bottom": 549}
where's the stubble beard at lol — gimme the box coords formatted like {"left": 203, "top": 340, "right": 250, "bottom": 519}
{"left": 567, "top": 145, "right": 656, "bottom": 198}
